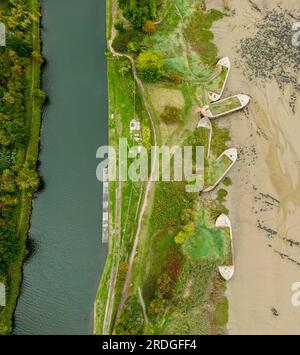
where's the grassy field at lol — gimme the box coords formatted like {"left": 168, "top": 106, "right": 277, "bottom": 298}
{"left": 0, "top": 0, "right": 43, "bottom": 334}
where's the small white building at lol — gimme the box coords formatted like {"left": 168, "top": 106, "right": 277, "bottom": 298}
{"left": 0, "top": 22, "right": 6, "bottom": 47}
{"left": 130, "top": 119, "right": 141, "bottom": 132}
{"left": 130, "top": 119, "right": 142, "bottom": 143}
{"left": 0, "top": 282, "right": 6, "bottom": 307}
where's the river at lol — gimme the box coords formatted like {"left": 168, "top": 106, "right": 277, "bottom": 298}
{"left": 14, "top": 0, "right": 108, "bottom": 335}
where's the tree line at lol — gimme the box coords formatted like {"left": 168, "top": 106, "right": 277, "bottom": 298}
{"left": 118, "top": 0, "right": 161, "bottom": 28}
{"left": 0, "top": 0, "right": 42, "bottom": 285}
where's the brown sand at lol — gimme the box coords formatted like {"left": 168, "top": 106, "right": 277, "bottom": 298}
{"left": 210, "top": 0, "right": 300, "bottom": 334}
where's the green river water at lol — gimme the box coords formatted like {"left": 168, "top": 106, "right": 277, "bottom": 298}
{"left": 14, "top": 0, "right": 108, "bottom": 335}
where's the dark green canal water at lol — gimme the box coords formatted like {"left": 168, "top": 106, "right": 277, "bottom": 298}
{"left": 14, "top": 0, "right": 108, "bottom": 335}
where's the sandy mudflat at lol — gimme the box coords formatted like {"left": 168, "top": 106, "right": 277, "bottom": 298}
{"left": 210, "top": 0, "right": 300, "bottom": 334}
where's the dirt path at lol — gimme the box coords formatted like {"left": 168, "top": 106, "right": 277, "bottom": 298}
{"left": 138, "top": 287, "right": 149, "bottom": 324}
{"left": 211, "top": 0, "right": 300, "bottom": 335}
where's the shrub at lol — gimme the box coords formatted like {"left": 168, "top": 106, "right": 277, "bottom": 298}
{"left": 119, "top": 62, "right": 131, "bottom": 76}
{"left": 160, "top": 106, "right": 181, "bottom": 124}
{"left": 142, "top": 20, "right": 156, "bottom": 34}
{"left": 170, "top": 73, "right": 182, "bottom": 84}
{"left": 223, "top": 177, "right": 232, "bottom": 186}
{"left": 217, "top": 189, "right": 228, "bottom": 203}
{"left": 208, "top": 203, "right": 229, "bottom": 222}
{"left": 127, "top": 41, "right": 140, "bottom": 53}
{"left": 114, "top": 21, "right": 124, "bottom": 32}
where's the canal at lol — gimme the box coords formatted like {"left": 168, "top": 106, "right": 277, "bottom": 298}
{"left": 14, "top": 0, "right": 108, "bottom": 334}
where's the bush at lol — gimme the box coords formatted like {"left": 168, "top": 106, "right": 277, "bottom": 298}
{"left": 160, "top": 106, "right": 181, "bottom": 124}
{"left": 142, "top": 20, "right": 156, "bottom": 34}
{"left": 114, "top": 21, "right": 124, "bottom": 32}
{"left": 217, "top": 189, "right": 228, "bottom": 203}
{"left": 223, "top": 177, "right": 232, "bottom": 186}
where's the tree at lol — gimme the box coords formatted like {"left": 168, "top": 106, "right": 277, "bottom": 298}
{"left": 160, "top": 106, "right": 181, "bottom": 124}
{"left": 16, "top": 158, "right": 39, "bottom": 191}
{"left": 114, "top": 21, "right": 124, "bottom": 32}
{"left": 0, "top": 225, "right": 17, "bottom": 271}
{"left": 142, "top": 20, "right": 156, "bottom": 34}
{"left": 7, "top": 35, "right": 33, "bottom": 58}
{"left": 0, "top": 129, "right": 11, "bottom": 146}
{"left": 136, "top": 50, "right": 164, "bottom": 82}
{"left": 32, "top": 50, "right": 44, "bottom": 63}
{"left": 0, "top": 322, "right": 11, "bottom": 336}
{"left": 0, "top": 86, "right": 5, "bottom": 99}
{"left": 118, "top": 0, "right": 160, "bottom": 28}
{"left": 0, "top": 169, "right": 16, "bottom": 193}
{"left": 34, "top": 89, "right": 46, "bottom": 103}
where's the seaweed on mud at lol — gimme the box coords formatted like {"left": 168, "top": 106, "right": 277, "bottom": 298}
{"left": 239, "top": 7, "right": 300, "bottom": 113}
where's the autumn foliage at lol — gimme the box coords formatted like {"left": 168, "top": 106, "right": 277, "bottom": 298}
{"left": 142, "top": 20, "right": 156, "bottom": 34}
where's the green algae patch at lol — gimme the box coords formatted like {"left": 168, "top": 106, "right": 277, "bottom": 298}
{"left": 183, "top": 212, "right": 229, "bottom": 262}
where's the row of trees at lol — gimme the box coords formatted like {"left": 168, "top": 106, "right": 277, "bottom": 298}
{"left": 0, "top": 1, "right": 40, "bottom": 283}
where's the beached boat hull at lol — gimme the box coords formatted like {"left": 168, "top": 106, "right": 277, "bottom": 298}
{"left": 202, "top": 148, "right": 238, "bottom": 193}
{"left": 216, "top": 214, "right": 235, "bottom": 281}
{"left": 208, "top": 57, "right": 231, "bottom": 102}
{"left": 198, "top": 94, "right": 251, "bottom": 118}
